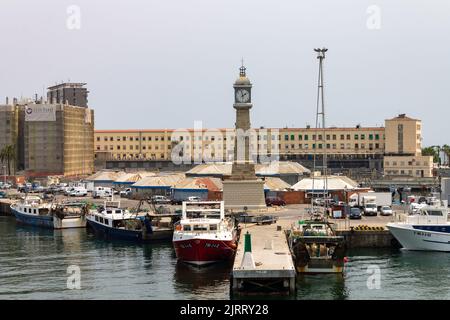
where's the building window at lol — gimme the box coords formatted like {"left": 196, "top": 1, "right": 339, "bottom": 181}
{"left": 375, "top": 134, "right": 379, "bottom": 140}
{"left": 96, "top": 137, "right": 100, "bottom": 142}
{"left": 298, "top": 135, "right": 302, "bottom": 140}
{"left": 375, "top": 143, "right": 379, "bottom": 149}
{"left": 130, "top": 137, "right": 133, "bottom": 141}
{"left": 361, "top": 134, "right": 365, "bottom": 140}
{"left": 355, "top": 143, "right": 359, "bottom": 149}
{"left": 340, "top": 143, "right": 344, "bottom": 149}
{"left": 332, "top": 134, "right": 336, "bottom": 140}
{"left": 304, "top": 135, "right": 309, "bottom": 141}
{"left": 369, "top": 134, "right": 373, "bottom": 140}
{"left": 340, "top": 134, "right": 345, "bottom": 140}
{"left": 284, "top": 135, "right": 289, "bottom": 141}
{"left": 347, "top": 134, "right": 351, "bottom": 140}
{"left": 110, "top": 137, "right": 113, "bottom": 141}
{"left": 354, "top": 134, "right": 359, "bottom": 140}
{"left": 290, "top": 134, "right": 295, "bottom": 141}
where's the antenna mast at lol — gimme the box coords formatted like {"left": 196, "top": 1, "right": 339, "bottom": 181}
{"left": 312, "top": 47, "right": 328, "bottom": 216}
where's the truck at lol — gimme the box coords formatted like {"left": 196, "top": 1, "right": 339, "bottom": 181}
{"left": 361, "top": 196, "right": 377, "bottom": 216}
{"left": 349, "top": 192, "right": 392, "bottom": 208}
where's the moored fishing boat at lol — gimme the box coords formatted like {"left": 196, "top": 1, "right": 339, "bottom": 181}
{"left": 10, "top": 196, "right": 87, "bottom": 229}
{"left": 172, "top": 201, "right": 238, "bottom": 266}
{"left": 86, "top": 201, "right": 177, "bottom": 242}
{"left": 288, "top": 209, "right": 346, "bottom": 274}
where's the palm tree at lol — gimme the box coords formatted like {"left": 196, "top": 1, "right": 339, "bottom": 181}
{"left": 422, "top": 146, "right": 440, "bottom": 163}
{"left": 442, "top": 144, "right": 450, "bottom": 166}
{"left": 0, "top": 144, "right": 16, "bottom": 176}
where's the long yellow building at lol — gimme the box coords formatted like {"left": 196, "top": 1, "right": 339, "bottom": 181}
{"left": 94, "top": 113, "right": 433, "bottom": 178}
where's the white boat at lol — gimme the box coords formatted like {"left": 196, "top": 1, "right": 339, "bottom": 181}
{"left": 387, "top": 202, "right": 450, "bottom": 251}
{"left": 173, "top": 201, "right": 238, "bottom": 266}
{"left": 10, "top": 196, "right": 87, "bottom": 229}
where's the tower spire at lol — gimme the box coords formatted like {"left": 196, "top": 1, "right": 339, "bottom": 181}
{"left": 239, "top": 58, "right": 246, "bottom": 77}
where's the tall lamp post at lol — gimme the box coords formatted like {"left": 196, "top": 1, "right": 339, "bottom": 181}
{"left": 3, "top": 166, "right": 6, "bottom": 185}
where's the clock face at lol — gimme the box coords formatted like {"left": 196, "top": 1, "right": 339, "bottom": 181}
{"left": 236, "top": 89, "right": 250, "bottom": 103}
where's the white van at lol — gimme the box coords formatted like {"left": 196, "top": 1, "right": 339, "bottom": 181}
{"left": 69, "top": 187, "right": 88, "bottom": 197}
{"left": 93, "top": 187, "right": 113, "bottom": 198}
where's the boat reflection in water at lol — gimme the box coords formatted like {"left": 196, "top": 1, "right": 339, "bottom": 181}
{"left": 173, "top": 260, "right": 232, "bottom": 294}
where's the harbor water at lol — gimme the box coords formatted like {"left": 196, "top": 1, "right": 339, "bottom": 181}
{"left": 2, "top": 216, "right": 450, "bottom": 300}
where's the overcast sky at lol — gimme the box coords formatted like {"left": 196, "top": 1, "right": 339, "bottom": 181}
{"left": 1, "top": 0, "right": 449, "bottom": 146}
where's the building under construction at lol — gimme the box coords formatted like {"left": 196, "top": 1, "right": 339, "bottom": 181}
{"left": 0, "top": 83, "right": 94, "bottom": 178}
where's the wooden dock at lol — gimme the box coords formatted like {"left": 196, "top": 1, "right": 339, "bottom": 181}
{"left": 231, "top": 223, "right": 296, "bottom": 296}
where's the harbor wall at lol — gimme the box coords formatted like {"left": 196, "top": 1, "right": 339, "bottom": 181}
{"left": 336, "top": 230, "right": 400, "bottom": 248}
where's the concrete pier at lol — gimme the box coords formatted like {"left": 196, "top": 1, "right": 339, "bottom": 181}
{"left": 231, "top": 223, "right": 296, "bottom": 295}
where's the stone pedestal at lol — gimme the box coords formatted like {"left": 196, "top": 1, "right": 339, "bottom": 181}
{"left": 222, "top": 179, "right": 266, "bottom": 211}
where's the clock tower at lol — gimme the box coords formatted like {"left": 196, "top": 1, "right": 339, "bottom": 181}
{"left": 223, "top": 64, "right": 266, "bottom": 210}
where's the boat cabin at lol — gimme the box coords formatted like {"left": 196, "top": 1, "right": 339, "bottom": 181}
{"left": 177, "top": 201, "right": 229, "bottom": 233}
{"left": 406, "top": 205, "right": 449, "bottom": 225}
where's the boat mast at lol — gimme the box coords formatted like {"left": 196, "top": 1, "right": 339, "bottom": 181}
{"left": 313, "top": 48, "right": 328, "bottom": 216}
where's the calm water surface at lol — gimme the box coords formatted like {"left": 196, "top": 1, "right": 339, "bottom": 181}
{"left": 1, "top": 216, "right": 449, "bottom": 300}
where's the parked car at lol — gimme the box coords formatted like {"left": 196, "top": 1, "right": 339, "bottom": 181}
{"left": 151, "top": 195, "right": 171, "bottom": 204}
{"left": 0, "top": 183, "right": 11, "bottom": 189}
{"left": 119, "top": 188, "right": 132, "bottom": 198}
{"left": 349, "top": 207, "right": 362, "bottom": 219}
{"left": 313, "top": 198, "right": 325, "bottom": 206}
{"left": 187, "top": 196, "right": 201, "bottom": 202}
{"left": 265, "top": 197, "right": 286, "bottom": 206}
{"left": 379, "top": 205, "right": 393, "bottom": 216}
{"left": 0, "top": 191, "right": 7, "bottom": 198}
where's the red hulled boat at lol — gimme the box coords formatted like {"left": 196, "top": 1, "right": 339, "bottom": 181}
{"left": 173, "top": 201, "right": 238, "bottom": 266}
